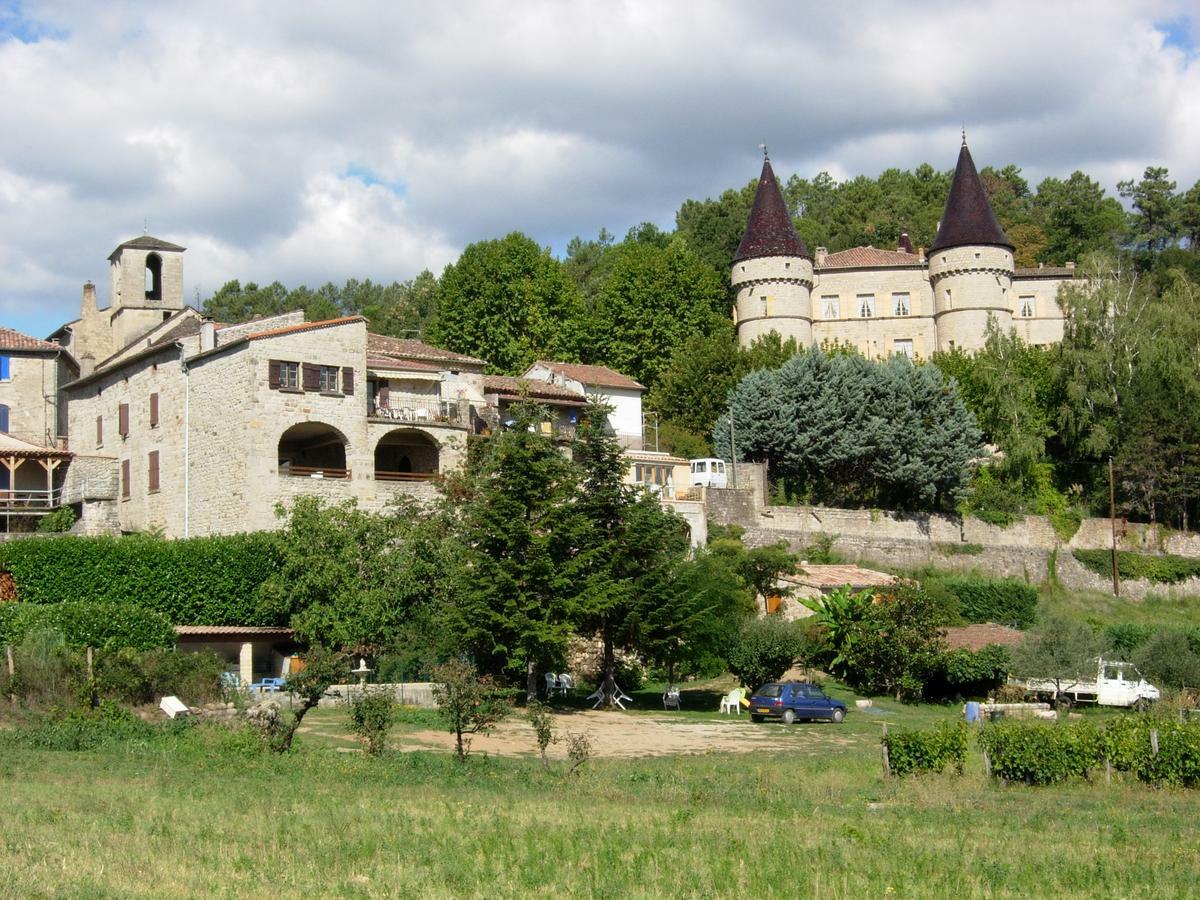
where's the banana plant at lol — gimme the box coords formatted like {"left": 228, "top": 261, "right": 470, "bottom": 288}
{"left": 800, "top": 585, "right": 873, "bottom": 679}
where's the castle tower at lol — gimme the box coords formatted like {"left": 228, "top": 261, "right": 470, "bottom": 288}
{"left": 106, "top": 235, "right": 187, "bottom": 350}
{"left": 927, "top": 141, "right": 1014, "bottom": 352}
{"left": 732, "top": 154, "right": 814, "bottom": 349}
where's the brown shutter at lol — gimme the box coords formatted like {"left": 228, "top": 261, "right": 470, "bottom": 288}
{"left": 268, "top": 360, "right": 282, "bottom": 389}
{"left": 342, "top": 367, "right": 354, "bottom": 395}
{"left": 302, "top": 363, "right": 319, "bottom": 391}
{"left": 96, "top": 415, "right": 103, "bottom": 447}
{"left": 119, "top": 403, "right": 129, "bottom": 438}
{"left": 148, "top": 451, "right": 160, "bottom": 492}
{"left": 149, "top": 392, "right": 159, "bottom": 427}
{"left": 121, "top": 459, "right": 131, "bottom": 498}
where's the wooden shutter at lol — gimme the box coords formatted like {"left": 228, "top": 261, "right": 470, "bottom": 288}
{"left": 149, "top": 392, "right": 159, "bottom": 427}
{"left": 118, "top": 403, "right": 129, "bottom": 438}
{"left": 121, "top": 459, "right": 130, "bottom": 498}
{"left": 302, "top": 363, "right": 319, "bottom": 391}
{"left": 342, "top": 367, "right": 354, "bottom": 396}
{"left": 268, "top": 360, "right": 282, "bottom": 389}
{"left": 96, "top": 415, "right": 103, "bottom": 447}
{"left": 148, "top": 451, "right": 160, "bottom": 492}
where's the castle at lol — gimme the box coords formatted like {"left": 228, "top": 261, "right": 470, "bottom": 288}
{"left": 732, "top": 141, "right": 1074, "bottom": 357}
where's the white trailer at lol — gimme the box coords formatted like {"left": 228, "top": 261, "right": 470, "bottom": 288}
{"left": 1013, "top": 658, "right": 1160, "bottom": 710}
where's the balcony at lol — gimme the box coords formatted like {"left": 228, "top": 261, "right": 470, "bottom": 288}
{"left": 368, "top": 395, "right": 467, "bottom": 428}
{"left": 0, "top": 488, "right": 63, "bottom": 513}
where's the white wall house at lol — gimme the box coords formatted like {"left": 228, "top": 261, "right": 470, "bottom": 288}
{"left": 522, "top": 361, "right": 645, "bottom": 450}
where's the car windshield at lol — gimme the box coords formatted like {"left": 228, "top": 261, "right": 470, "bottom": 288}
{"left": 755, "top": 684, "right": 783, "bottom": 698}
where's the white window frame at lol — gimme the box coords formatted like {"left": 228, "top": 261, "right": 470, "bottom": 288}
{"left": 281, "top": 362, "right": 300, "bottom": 390}
{"left": 894, "top": 339, "right": 914, "bottom": 359}
{"left": 822, "top": 295, "right": 840, "bottom": 319}
{"left": 1019, "top": 296, "right": 1036, "bottom": 318}
{"left": 857, "top": 294, "right": 875, "bottom": 318}
{"left": 892, "top": 292, "right": 910, "bottom": 316}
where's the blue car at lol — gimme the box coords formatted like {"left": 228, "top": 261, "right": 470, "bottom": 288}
{"left": 749, "top": 682, "right": 847, "bottom": 724}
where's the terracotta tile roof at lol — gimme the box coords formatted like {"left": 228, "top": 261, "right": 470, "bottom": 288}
{"left": 107, "top": 235, "right": 186, "bottom": 261}
{"left": 942, "top": 623, "right": 1026, "bottom": 651}
{"left": 247, "top": 316, "right": 365, "bottom": 340}
{"left": 734, "top": 156, "right": 810, "bottom": 263}
{"left": 780, "top": 564, "right": 898, "bottom": 590}
{"left": 1015, "top": 266, "right": 1075, "bottom": 278}
{"left": 0, "top": 326, "right": 63, "bottom": 352}
{"left": 366, "top": 356, "right": 442, "bottom": 372}
{"left": 367, "top": 333, "right": 487, "bottom": 367}
{"left": 930, "top": 143, "right": 1012, "bottom": 253}
{"left": 485, "top": 374, "right": 586, "bottom": 402}
{"left": 174, "top": 625, "right": 294, "bottom": 638}
{"left": 530, "top": 361, "right": 645, "bottom": 391}
{"left": 0, "top": 432, "right": 72, "bottom": 457}
{"left": 817, "top": 247, "right": 924, "bottom": 269}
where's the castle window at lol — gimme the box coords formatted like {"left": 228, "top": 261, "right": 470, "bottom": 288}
{"left": 822, "top": 296, "right": 839, "bottom": 319}
{"left": 857, "top": 294, "right": 875, "bottom": 318}
{"left": 1019, "top": 296, "right": 1036, "bottom": 318}
{"left": 892, "top": 293, "right": 910, "bottom": 316}
{"left": 946, "top": 288, "right": 953, "bottom": 309}
{"left": 144, "top": 253, "right": 163, "bottom": 303}
{"left": 760, "top": 296, "right": 769, "bottom": 317}
{"left": 894, "top": 339, "right": 914, "bottom": 359}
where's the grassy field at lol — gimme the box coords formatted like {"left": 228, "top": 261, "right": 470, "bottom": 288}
{"left": 1037, "top": 583, "right": 1200, "bottom": 628}
{"left": 2, "top": 688, "right": 1198, "bottom": 898}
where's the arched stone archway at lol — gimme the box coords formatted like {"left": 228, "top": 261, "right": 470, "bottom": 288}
{"left": 277, "top": 422, "right": 349, "bottom": 478}
{"left": 374, "top": 429, "right": 439, "bottom": 481}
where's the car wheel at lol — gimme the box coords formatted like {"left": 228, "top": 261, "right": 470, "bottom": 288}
{"left": 1134, "top": 698, "right": 1150, "bottom": 713}
{"left": 750, "top": 715, "right": 764, "bottom": 723}
{"left": 831, "top": 708, "right": 845, "bottom": 724}
{"left": 781, "top": 709, "right": 797, "bottom": 725}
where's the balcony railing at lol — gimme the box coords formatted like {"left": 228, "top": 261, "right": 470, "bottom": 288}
{"left": 374, "top": 470, "right": 437, "bottom": 482}
{"left": 0, "top": 488, "right": 63, "bottom": 512}
{"left": 369, "top": 396, "right": 466, "bottom": 427}
{"left": 278, "top": 463, "right": 351, "bottom": 480}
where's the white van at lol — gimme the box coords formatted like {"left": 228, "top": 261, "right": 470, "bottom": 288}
{"left": 689, "top": 458, "right": 727, "bottom": 488}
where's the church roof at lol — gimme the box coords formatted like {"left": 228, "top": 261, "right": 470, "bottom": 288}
{"left": 817, "top": 247, "right": 923, "bottom": 269}
{"left": 0, "top": 326, "right": 62, "bottom": 352}
{"left": 930, "top": 143, "right": 1012, "bottom": 253}
{"left": 733, "top": 157, "right": 810, "bottom": 263}
{"left": 107, "top": 235, "right": 187, "bottom": 261}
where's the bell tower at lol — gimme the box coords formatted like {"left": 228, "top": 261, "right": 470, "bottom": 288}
{"left": 107, "top": 235, "right": 187, "bottom": 349}
{"left": 732, "top": 152, "right": 813, "bottom": 349}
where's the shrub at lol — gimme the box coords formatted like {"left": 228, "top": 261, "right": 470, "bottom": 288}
{"left": 0, "top": 601, "right": 175, "bottom": 652}
{"left": 37, "top": 506, "right": 77, "bottom": 533}
{"left": 7, "top": 628, "right": 84, "bottom": 707}
{"left": 94, "top": 648, "right": 225, "bottom": 706}
{"left": 884, "top": 721, "right": 969, "bottom": 776}
{"left": 1132, "top": 631, "right": 1200, "bottom": 690}
{"left": 938, "top": 576, "right": 1037, "bottom": 629}
{"left": 349, "top": 692, "right": 396, "bottom": 756}
{"left": 0, "top": 533, "right": 282, "bottom": 624}
{"left": 431, "top": 659, "right": 512, "bottom": 762}
{"left": 725, "top": 616, "right": 807, "bottom": 689}
{"left": 14, "top": 701, "right": 159, "bottom": 752}
{"left": 1103, "top": 623, "right": 1155, "bottom": 657}
{"left": 925, "top": 645, "right": 1011, "bottom": 701}
{"left": 1103, "top": 716, "right": 1200, "bottom": 787}
{"left": 979, "top": 720, "right": 1102, "bottom": 785}
{"left": 1073, "top": 549, "right": 1200, "bottom": 585}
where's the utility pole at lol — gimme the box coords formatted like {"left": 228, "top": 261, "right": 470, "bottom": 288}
{"left": 729, "top": 406, "right": 738, "bottom": 489}
{"left": 1109, "top": 457, "right": 1120, "bottom": 597}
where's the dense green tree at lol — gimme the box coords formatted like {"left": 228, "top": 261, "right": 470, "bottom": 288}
{"left": 725, "top": 616, "right": 809, "bottom": 690}
{"left": 674, "top": 179, "right": 758, "bottom": 281}
{"left": 1010, "top": 616, "right": 1102, "bottom": 699}
{"left": 1118, "top": 166, "right": 1180, "bottom": 251}
{"left": 579, "top": 235, "right": 727, "bottom": 389}
{"left": 1179, "top": 180, "right": 1200, "bottom": 252}
{"left": 440, "top": 403, "right": 588, "bottom": 700}
{"left": 563, "top": 228, "right": 615, "bottom": 309}
{"left": 836, "top": 585, "right": 949, "bottom": 701}
{"left": 202, "top": 279, "right": 339, "bottom": 324}
{"left": 1032, "top": 172, "right": 1124, "bottom": 263}
{"left": 429, "top": 232, "right": 582, "bottom": 373}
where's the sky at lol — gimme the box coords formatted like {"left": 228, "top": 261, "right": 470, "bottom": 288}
{"left": 1, "top": 0, "right": 1198, "bottom": 339}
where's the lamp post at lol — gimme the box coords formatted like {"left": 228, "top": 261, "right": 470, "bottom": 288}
{"left": 729, "top": 403, "right": 738, "bottom": 490}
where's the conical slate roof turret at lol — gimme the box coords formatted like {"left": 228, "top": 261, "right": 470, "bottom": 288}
{"left": 929, "top": 142, "right": 1012, "bottom": 253}
{"left": 734, "top": 156, "right": 810, "bottom": 263}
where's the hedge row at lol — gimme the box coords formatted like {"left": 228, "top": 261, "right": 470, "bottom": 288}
{"left": 939, "top": 576, "right": 1038, "bottom": 629}
{"left": 0, "top": 602, "right": 176, "bottom": 651}
{"left": 0, "top": 533, "right": 282, "bottom": 625}
{"left": 1074, "top": 549, "right": 1200, "bottom": 585}
{"left": 981, "top": 718, "right": 1200, "bottom": 787}
{"left": 883, "top": 721, "right": 969, "bottom": 776}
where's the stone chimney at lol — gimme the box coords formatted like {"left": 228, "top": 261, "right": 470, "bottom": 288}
{"left": 200, "top": 317, "right": 216, "bottom": 352}
{"left": 898, "top": 232, "right": 915, "bottom": 254}
{"left": 814, "top": 247, "right": 828, "bottom": 266}
{"left": 917, "top": 246, "right": 926, "bottom": 263}
{"left": 81, "top": 281, "right": 97, "bottom": 317}
{"left": 80, "top": 353, "right": 96, "bottom": 377}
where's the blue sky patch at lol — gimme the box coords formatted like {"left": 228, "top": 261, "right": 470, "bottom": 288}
{"left": 0, "top": 1, "right": 67, "bottom": 43}
{"left": 344, "top": 164, "right": 407, "bottom": 197}
{"left": 1157, "top": 17, "right": 1196, "bottom": 58}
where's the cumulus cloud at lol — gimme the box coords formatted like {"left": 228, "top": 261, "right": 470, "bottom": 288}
{"left": 0, "top": 0, "right": 1197, "bottom": 336}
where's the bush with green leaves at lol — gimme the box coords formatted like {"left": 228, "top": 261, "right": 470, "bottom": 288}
{"left": 431, "top": 659, "right": 512, "bottom": 762}
{"left": 1132, "top": 631, "right": 1200, "bottom": 690}
{"left": 725, "top": 616, "right": 808, "bottom": 690}
{"left": 36, "top": 506, "right": 77, "bottom": 533}
{"left": 0, "top": 602, "right": 175, "bottom": 652}
{"left": 9, "top": 701, "right": 161, "bottom": 752}
{"left": 349, "top": 692, "right": 397, "bottom": 756}
{"left": 1073, "top": 549, "right": 1200, "bottom": 585}
{"left": 936, "top": 576, "right": 1038, "bottom": 629}
{"left": 979, "top": 720, "right": 1102, "bottom": 785}
{"left": 883, "top": 721, "right": 969, "bottom": 776}
{"left": 1103, "top": 717, "right": 1200, "bottom": 787}
{"left": 925, "top": 645, "right": 1011, "bottom": 701}
{"left": 94, "top": 648, "right": 225, "bottom": 706}
{"left": 0, "top": 532, "right": 281, "bottom": 624}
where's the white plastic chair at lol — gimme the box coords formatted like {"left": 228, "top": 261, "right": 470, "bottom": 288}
{"left": 544, "top": 672, "right": 559, "bottom": 696}
{"left": 557, "top": 673, "right": 574, "bottom": 695}
{"left": 663, "top": 684, "right": 681, "bottom": 710}
{"left": 720, "top": 688, "right": 745, "bottom": 715}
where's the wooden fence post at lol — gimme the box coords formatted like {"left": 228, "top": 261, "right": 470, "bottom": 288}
{"left": 881, "top": 722, "right": 891, "bottom": 778}
{"left": 1105, "top": 757, "right": 1112, "bottom": 786}
{"left": 1150, "top": 729, "right": 1159, "bottom": 757}
{"left": 5, "top": 643, "right": 14, "bottom": 705}
{"left": 983, "top": 749, "right": 992, "bottom": 779}
{"left": 86, "top": 647, "right": 97, "bottom": 709}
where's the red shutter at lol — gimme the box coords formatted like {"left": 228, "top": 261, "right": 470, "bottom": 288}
{"left": 148, "top": 451, "right": 160, "bottom": 492}
{"left": 302, "top": 363, "right": 319, "bottom": 391}
{"left": 121, "top": 459, "right": 131, "bottom": 498}
{"left": 96, "top": 415, "right": 103, "bottom": 447}
{"left": 149, "top": 392, "right": 159, "bottom": 427}
{"left": 119, "top": 403, "right": 129, "bottom": 438}
{"left": 268, "top": 360, "right": 282, "bottom": 389}
{"left": 342, "top": 367, "right": 354, "bottom": 395}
